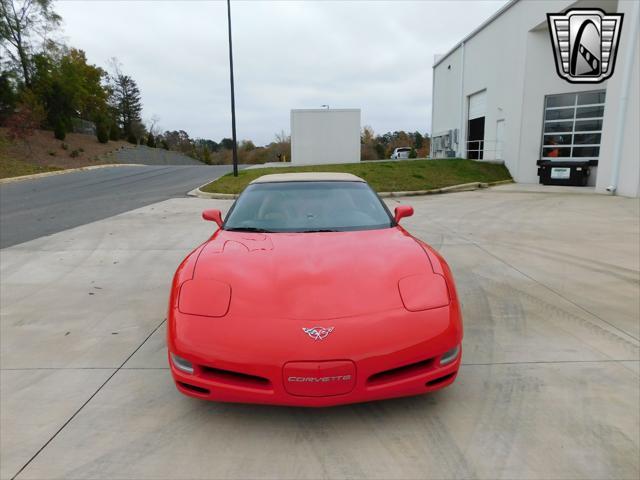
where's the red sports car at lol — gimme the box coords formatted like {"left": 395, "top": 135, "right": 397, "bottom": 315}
{"left": 168, "top": 172, "right": 463, "bottom": 406}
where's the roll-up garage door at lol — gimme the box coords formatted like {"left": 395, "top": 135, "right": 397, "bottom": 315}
{"left": 468, "top": 90, "right": 487, "bottom": 120}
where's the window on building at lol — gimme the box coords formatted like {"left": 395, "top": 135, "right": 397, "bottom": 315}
{"left": 541, "top": 91, "right": 605, "bottom": 160}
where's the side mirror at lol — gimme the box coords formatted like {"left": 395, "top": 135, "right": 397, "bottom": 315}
{"left": 394, "top": 205, "right": 414, "bottom": 224}
{"left": 202, "top": 209, "right": 223, "bottom": 228}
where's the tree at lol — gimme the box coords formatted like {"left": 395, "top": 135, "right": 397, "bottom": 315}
{"left": 413, "top": 131, "right": 424, "bottom": 149}
{"left": 0, "top": 70, "right": 17, "bottom": 122}
{"left": 108, "top": 121, "right": 119, "bottom": 140}
{"left": 128, "top": 119, "right": 145, "bottom": 144}
{"left": 30, "top": 47, "right": 111, "bottom": 136}
{"left": 220, "top": 137, "right": 234, "bottom": 150}
{"left": 240, "top": 139, "right": 255, "bottom": 151}
{"left": 201, "top": 145, "right": 211, "bottom": 165}
{"left": 0, "top": 0, "right": 61, "bottom": 87}
{"left": 96, "top": 120, "right": 109, "bottom": 143}
{"left": 108, "top": 62, "right": 143, "bottom": 140}
{"left": 146, "top": 132, "right": 155, "bottom": 147}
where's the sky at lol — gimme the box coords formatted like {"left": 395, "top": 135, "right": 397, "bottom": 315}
{"left": 56, "top": 0, "right": 508, "bottom": 145}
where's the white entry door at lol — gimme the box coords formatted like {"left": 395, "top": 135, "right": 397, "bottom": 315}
{"left": 495, "top": 120, "right": 505, "bottom": 160}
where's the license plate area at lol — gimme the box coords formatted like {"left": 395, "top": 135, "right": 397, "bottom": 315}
{"left": 283, "top": 360, "right": 356, "bottom": 397}
{"left": 551, "top": 167, "right": 571, "bottom": 179}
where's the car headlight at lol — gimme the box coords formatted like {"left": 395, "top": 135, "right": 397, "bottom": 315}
{"left": 171, "top": 353, "right": 194, "bottom": 374}
{"left": 440, "top": 345, "right": 460, "bottom": 365}
{"left": 398, "top": 273, "right": 450, "bottom": 311}
{"left": 178, "top": 279, "right": 231, "bottom": 317}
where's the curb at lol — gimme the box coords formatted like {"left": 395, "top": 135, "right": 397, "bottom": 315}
{"left": 187, "top": 179, "right": 515, "bottom": 200}
{"left": 187, "top": 183, "right": 239, "bottom": 199}
{"left": 0, "top": 163, "right": 146, "bottom": 184}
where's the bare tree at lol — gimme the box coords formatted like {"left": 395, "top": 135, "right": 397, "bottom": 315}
{"left": 274, "top": 129, "right": 290, "bottom": 143}
{"left": 146, "top": 114, "right": 161, "bottom": 136}
{"left": 0, "top": 0, "right": 61, "bottom": 86}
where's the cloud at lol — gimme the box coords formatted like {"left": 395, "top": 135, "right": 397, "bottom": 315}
{"left": 57, "top": 0, "right": 507, "bottom": 145}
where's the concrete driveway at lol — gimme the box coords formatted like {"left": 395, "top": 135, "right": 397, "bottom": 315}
{"left": 1, "top": 186, "right": 638, "bottom": 479}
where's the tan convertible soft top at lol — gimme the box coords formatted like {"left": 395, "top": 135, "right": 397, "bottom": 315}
{"left": 250, "top": 172, "right": 365, "bottom": 184}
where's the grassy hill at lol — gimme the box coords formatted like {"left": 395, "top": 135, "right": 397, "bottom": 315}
{"left": 0, "top": 128, "right": 131, "bottom": 179}
{"left": 201, "top": 158, "right": 512, "bottom": 194}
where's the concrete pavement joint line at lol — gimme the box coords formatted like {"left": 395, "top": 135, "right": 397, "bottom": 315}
{"left": 0, "top": 367, "right": 171, "bottom": 370}
{"left": 0, "top": 367, "right": 118, "bottom": 370}
{"left": 461, "top": 359, "right": 639, "bottom": 366}
{"left": 426, "top": 216, "right": 640, "bottom": 345}
{"left": 0, "top": 163, "right": 146, "bottom": 184}
{"left": 9, "top": 318, "right": 167, "bottom": 480}
{"left": 471, "top": 240, "right": 640, "bottom": 344}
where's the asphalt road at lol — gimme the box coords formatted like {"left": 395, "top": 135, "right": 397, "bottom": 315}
{"left": 0, "top": 165, "right": 234, "bottom": 248}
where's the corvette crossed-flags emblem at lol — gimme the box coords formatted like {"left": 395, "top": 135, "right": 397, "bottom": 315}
{"left": 302, "top": 327, "right": 334, "bottom": 341}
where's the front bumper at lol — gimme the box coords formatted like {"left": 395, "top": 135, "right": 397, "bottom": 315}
{"left": 167, "top": 306, "right": 462, "bottom": 407}
{"left": 169, "top": 348, "right": 461, "bottom": 407}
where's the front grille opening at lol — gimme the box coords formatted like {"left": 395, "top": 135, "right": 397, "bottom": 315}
{"left": 177, "top": 381, "right": 210, "bottom": 395}
{"left": 426, "top": 372, "right": 456, "bottom": 387}
{"left": 200, "top": 365, "right": 272, "bottom": 390}
{"left": 367, "top": 357, "right": 435, "bottom": 386}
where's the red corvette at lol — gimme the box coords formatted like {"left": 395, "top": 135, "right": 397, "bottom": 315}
{"left": 168, "top": 173, "right": 463, "bottom": 406}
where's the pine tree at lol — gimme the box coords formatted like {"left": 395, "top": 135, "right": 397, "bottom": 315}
{"left": 109, "top": 73, "right": 142, "bottom": 141}
{"left": 146, "top": 132, "right": 155, "bottom": 148}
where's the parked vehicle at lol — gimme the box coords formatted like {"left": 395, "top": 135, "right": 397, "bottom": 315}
{"left": 168, "top": 172, "right": 463, "bottom": 406}
{"left": 390, "top": 147, "right": 412, "bottom": 159}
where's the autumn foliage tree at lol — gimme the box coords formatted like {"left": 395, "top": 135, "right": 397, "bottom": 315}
{"left": 0, "top": 0, "right": 61, "bottom": 87}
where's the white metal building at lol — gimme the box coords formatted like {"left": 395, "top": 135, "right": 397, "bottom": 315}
{"left": 290, "top": 109, "right": 361, "bottom": 165}
{"left": 431, "top": 0, "right": 639, "bottom": 197}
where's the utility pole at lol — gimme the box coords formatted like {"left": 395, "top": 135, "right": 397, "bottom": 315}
{"left": 226, "top": 0, "right": 238, "bottom": 176}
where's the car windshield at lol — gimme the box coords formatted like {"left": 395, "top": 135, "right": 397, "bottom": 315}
{"left": 224, "top": 181, "right": 394, "bottom": 233}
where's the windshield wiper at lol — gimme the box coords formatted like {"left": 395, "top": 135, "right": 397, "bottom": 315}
{"left": 225, "top": 227, "right": 275, "bottom": 233}
{"left": 300, "top": 229, "right": 339, "bottom": 233}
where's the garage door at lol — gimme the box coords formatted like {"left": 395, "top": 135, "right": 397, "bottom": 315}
{"left": 468, "top": 90, "right": 487, "bottom": 120}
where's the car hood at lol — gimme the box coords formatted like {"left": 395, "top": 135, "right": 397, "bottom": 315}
{"left": 192, "top": 227, "right": 433, "bottom": 320}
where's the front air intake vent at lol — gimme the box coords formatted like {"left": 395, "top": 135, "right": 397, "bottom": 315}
{"left": 367, "top": 357, "right": 435, "bottom": 386}
{"left": 200, "top": 365, "right": 272, "bottom": 390}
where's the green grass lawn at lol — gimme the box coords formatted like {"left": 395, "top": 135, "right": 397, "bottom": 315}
{"left": 0, "top": 156, "right": 62, "bottom": 179}
{"left": 201, "top": 159, "right": 512, "bottom": 194}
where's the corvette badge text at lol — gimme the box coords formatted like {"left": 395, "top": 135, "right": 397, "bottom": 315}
{"left": 547, "top": 8, "right": 623, "bottom": 83}
{"left": 288, "top": 375, "right": 352, "bottom": 383}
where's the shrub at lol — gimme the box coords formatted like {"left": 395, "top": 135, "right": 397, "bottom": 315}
{"left": 48, "top": 151, "right": 56, "bottom": 156}
{"left": 146, "top": 133, "right": 156, "bottom": 148}
{"left": 4, "top": 91, "right": 45, "bottom": 142}
{"left": 109, "top": 123, "right": 119, "bottom": 141}
{"left": 70, "top": 149, "right": 80, "bottom": 158}
{"left": 96, "top": 122, "right": 109, "bottom": 143}
{"left": 54, "top": 121, "right": 66, "bottom": 140}
{"left": 409, "top": 148, "right": 418, "bottom": 159}
{"left": 127, "top": 133, "right": 138, "bottom": 145}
